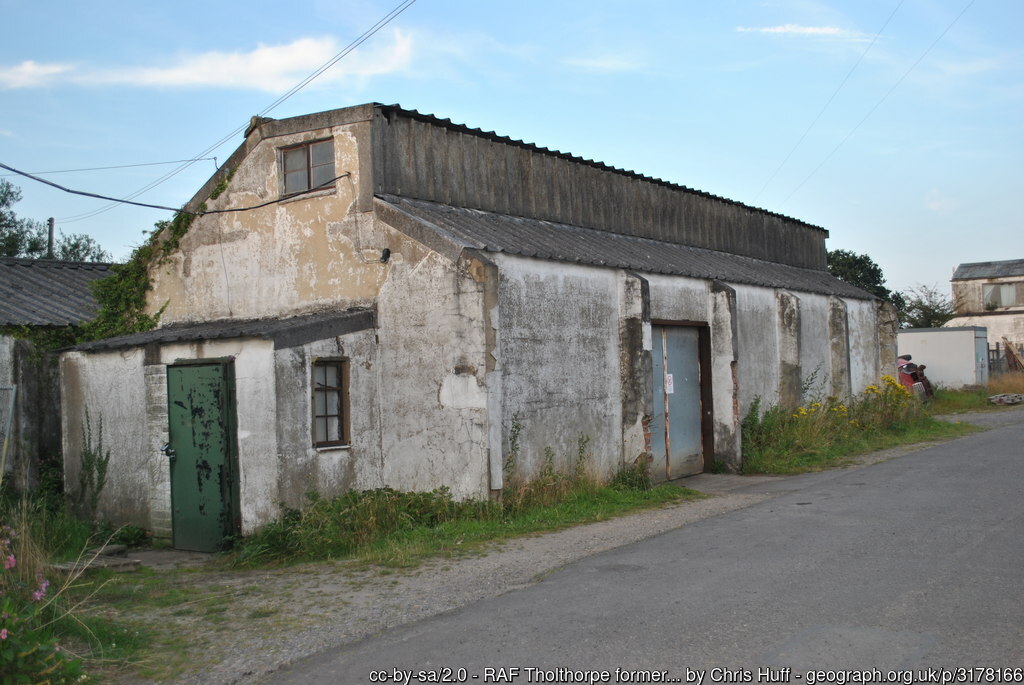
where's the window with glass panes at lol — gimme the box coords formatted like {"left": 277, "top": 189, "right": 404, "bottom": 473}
{"left": 282, "top": 139, "right": 334, "bottom": 195}
{"left": 312, "top": 360, "right": 349, "bottom": 447}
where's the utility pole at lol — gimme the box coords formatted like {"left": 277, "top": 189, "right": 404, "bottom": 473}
{"left": 47, "top": 217, "right": 55, "bottom": 259}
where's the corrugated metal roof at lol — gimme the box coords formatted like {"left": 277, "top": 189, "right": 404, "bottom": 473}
{"left": 0, "top": 258, "right": 111, "bottom": 327}
{"left": 952, "top": 259, "right": 1024, "bottom": 281}
{"left": 373, "top": 104, "right": 826, "bottom": 233}
{"left": 73, "top": 308, "right": 376, "bottom": 352}
{"left": 376, "top": 195, "right": 872, "bottom": 300}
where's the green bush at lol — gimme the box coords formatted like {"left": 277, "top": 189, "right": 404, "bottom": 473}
{"left": 742, "top": 374, "right": 944, "bottom": 474}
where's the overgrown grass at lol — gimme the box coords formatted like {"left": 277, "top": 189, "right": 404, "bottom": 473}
{"left": 229, "top": 461, "right": 697, "bottom": 568}
{"left": 928, "top": 372, "right": 1024, "bottom": 414}
{"left": 741, "top": 374, "right": 978, "bottom": 474}
{"left": 0, "top": 489, "right": 155, "bottom": 680}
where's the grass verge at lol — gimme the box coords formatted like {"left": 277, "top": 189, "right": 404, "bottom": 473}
{"left": 928, "top": 373, "right": 1024, "bottom": 414}
{"left": 227, "top": 470, "right": 701, "bottom": 568}
{"left": 741, "top": 374, "right": 980, "bottom": 475}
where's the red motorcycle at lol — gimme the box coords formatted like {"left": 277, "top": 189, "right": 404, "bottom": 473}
{"left": 897, "top": 355, "right": 934, "bottom": 400}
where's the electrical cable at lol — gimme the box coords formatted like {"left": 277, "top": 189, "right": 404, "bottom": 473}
{"left": 0, "top": 161, "right": 349, "bottom": 216}
{"left": 778, "top": 0, "right": 976, "bottom": 208}
{"left": 57, "top": 0, "right": 419, "bottom": 223}
{"left": 0, "top": 158, "right": 218, "bottom": 177}
{"left": 752, "top": 0, "right": 904, "bottom": 203}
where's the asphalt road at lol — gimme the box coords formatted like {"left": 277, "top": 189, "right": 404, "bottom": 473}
{"left": 262, "top": 417, "right": 1024, "bottom": 685}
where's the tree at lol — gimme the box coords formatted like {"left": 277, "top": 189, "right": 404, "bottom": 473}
{"left": 826, "top": 249, "right": 904, "bottom": 310}
{"left": 899, "top": 284, "right": 958, "bottom": 329}
{"left": 0, "top": 179, "right": 111, "bottom": 262}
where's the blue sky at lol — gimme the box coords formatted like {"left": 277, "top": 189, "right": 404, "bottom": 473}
{"left": 1, "top": 0, "right": 1020, "bottom": 293}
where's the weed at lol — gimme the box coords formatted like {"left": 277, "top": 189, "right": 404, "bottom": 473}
{"left": 75, "top": 408, "right": 110, "bottom": 521}
{"left": 504, "top": 413, "right": 522, "bottom": 478}
{"left": 742, "top": 375, "right": 976, "bottom": 474}
{"left": 928, "top": 373, "right": 1024, "bottom": 414}
{"left": 230, "top": 456, "right": 693, "bottom": 568}
{"left": 574, "top": 434, "right": 591, "bottom": 480}
{"left": 609, "top": 459, "right": 652, "bottom": 492}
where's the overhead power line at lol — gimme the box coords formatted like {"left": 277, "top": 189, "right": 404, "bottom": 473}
{"left": 0, "top": 161, "right": 349, "bottom": 216}
{"left": 753, "top": 0, "right": 905, "bottom": 203}
{"left": 0, "top": 157, "right": 218, "bottom": 177}
{"left": 778, "top": 0, "right": 977, "bottom": 207}
{"left": 58, "top": 0, "right": 419, "bottom": 224}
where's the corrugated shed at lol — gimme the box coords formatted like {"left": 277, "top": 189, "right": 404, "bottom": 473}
{"left": 952, "top": 259, "right": 1024, "bottom": 281}
{"left": 377, "top": 195, "right": 873, "bottom": 300}
{"left": 0, "top": 258, "right": 111, "bottom": 327}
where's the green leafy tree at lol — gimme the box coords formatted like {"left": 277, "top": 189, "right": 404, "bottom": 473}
{"left": 899, "top": 284, "right": 958, "bottom": 329}
{"left": 0, "top": 179, "right": 111, "bottom": 262}
{"left": 826, "top": 249, "right": 904, "bottom": 310}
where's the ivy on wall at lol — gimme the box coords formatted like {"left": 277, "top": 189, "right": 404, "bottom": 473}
{"left": 3, "top": 169, "right": 234, "bottom": 352}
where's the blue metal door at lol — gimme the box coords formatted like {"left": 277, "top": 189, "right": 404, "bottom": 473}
{"left": 650, "top": 326, "right": 703, "bottom": 480}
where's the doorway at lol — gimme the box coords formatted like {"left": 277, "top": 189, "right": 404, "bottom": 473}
{"left": 166, "top": 362, "right": 239, "bottom": 552}
{"left": 650, "top": 325, "right": 708, "bottom": 480}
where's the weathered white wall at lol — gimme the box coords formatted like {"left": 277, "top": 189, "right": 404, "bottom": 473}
{"left": 493, "top": 256, "right": 623, "bottom": 480}
{"left": 274, "top": 329, "right": 382, "bottom": 509}
{"left": 946, "top": 314, "right": 1024, "bottom": 348}
{"left": 646, "top": 275, "right": 710, "bottom": 321}
{"left": 797, "top": 293, "right": 833, "bottom": 397}
{"left": 61, "top": 348, "right": 151, "bottom": 525}
{"left": 846, "top": 298, "right": 880, "bottom": 394}
{"left": 375, "top": 224, "right": 491, "bottom": 500}
{"left": 898, "top": 327, "right": 988, "bottom": 388}
{"left": 733, "top": 285, "right": 782, "bottom": 415}
{"left": 148, "top": 120, "right": 387, "bottom": 324}
{"left": 156, "top": 339, "right": 277, "bottom": 534}
{"left": 953, "top": 276, "right": 1024, "bottom": 313}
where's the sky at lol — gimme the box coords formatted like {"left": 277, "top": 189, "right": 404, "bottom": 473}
{"left": 1, "top": 0, "right": 1021, "bottom": 294}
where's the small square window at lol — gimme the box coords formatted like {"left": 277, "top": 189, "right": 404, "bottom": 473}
{"left": 312, "top": 360, "right": 349, "bottom": 447}
{"left": 282, "top": 139, "right": 335, "bottom": 196}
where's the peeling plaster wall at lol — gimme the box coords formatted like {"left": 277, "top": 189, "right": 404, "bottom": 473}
{"left": 62, "top": 340, "right": 281, "bottom": 535}
{"left": 617, "top": 272, "right": 651, "bottom": 466}
{"left": 61, "top": 349, "right": 150, "bottom": 525}
{"left": 148, "top": 121, "right": 387, "bottom": 324}
{"left": 734, "top": 285, "right": 782, "bottom": 414}
{"left": 374, "top": 222, "right": 491, "bottom": 500}
{"left": 946, "top": 313, "right": 1024, "bottom": 348}
{"left": 157, "top": 339, "right": 277, "bottom": 534}
{"left": 646, "top": 275, "right": 710, "bottom": 322}
{"left": 273, "top": 329, "right": 382, "bottom": 508}
{"left": 798, "top": 293, "right": 834, "bottom": 397}
{"left": 845, "top": 298, "right": 880, "bottom": 394}
{"left": 493, "top": 256, "right": 622, "bottom": 481}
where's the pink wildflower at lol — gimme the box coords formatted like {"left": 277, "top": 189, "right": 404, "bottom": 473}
{"left": 31, "top": 579, "right": 49, "bottom": 601}
{"left": 0, "top": 629, "right": 7, "bottom": 640}
{"left": 3, "top": 555, "right": 14, "bottom": 570}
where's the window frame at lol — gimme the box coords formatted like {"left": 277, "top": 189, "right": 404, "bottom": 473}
{"left": 983, "top": 282, "right": 1022, "bottom": 309}
{"left": 280, "top": 138, "right": 335, "bottom": 197}
{"left": 311, "top": 358, "right": 351, "bottom": 448}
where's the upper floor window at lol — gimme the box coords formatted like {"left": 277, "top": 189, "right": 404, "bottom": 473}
{"left": 983, "top": 282, "right": 1024, "bottom": 309}
{"left": 282, "top": 139, "right": 334, "bottom": 195}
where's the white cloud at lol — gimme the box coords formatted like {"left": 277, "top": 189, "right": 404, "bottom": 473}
{"left": 565, "top": 54, "right": 643, "bottom": 73}
{"left": 736, "top": 24, "right": 865, "bottom": 39}
{"left": 0, "top": 31, "right": 414, "bottom": 92}
{"left": 0, "top": 60, "right": 74, "bottom": 88}
{"left": 925, "top": 189, "right": 958, "bottom": 212}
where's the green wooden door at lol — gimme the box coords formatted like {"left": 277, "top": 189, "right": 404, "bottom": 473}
{"left": 166, "top": 363, "right": 239, "bottom": 552}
